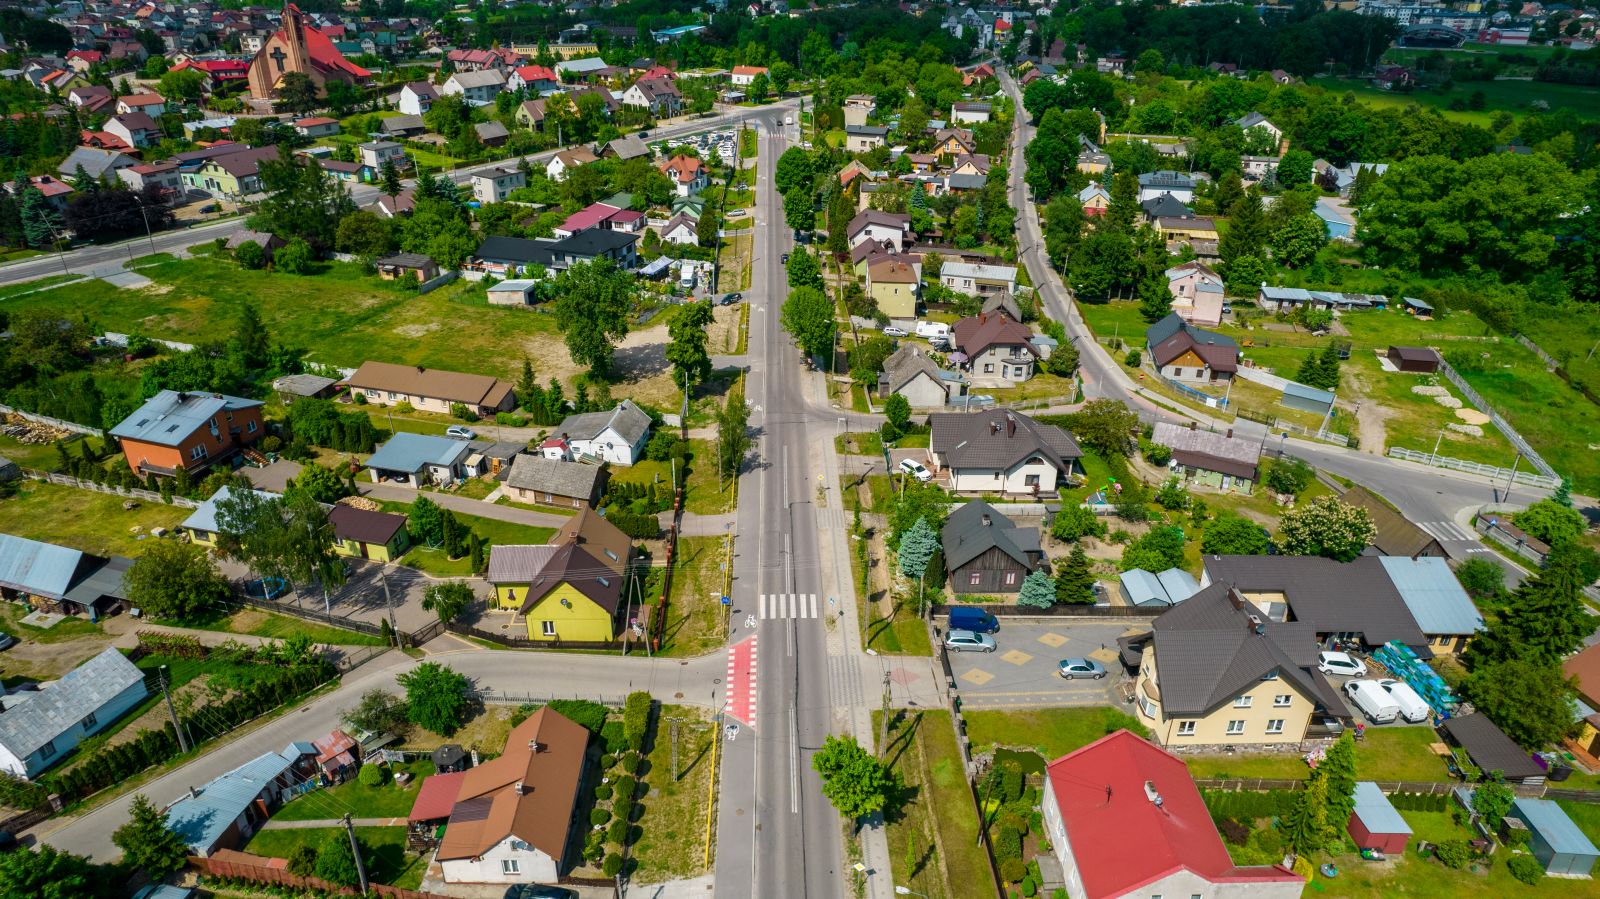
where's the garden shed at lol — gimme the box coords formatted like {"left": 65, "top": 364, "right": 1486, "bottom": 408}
{"left": 1280, "top": 381, "right": 1335, "bottom": 415}
{"left": 1348, "top": 781, "right": 1411, "bottom": 854}
{"left": 1440, "top": 713, "right": 1546, "bottom": 783}
{"left": 1387, "top": 345, "right": 1442, "bottom": 373}
{"left": 1510, "top": 797, "right": 1599, "bottom": 877}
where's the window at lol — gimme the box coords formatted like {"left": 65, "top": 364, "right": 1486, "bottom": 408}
{"left": 38, "top": 739, "right": 56, "bottom": 760}
{"left": 1003, "top": 572, "right": 1017, "bottom": 586}
{"left": 1226, "top": 720, "right": 1245, "bottom": 735}
{"left": 247, "top": 420, "right": 258, "bottom": 433}
{"left": 541, "top": 620, "right": 556, "bottom": 637}
{"left": 1177, "top": 721, "right": 1196, "bottom": 736}
{"left": 1138, "top": 693, "right": 1156, "bottom": 719}
{"left": 1233, "top": 695, "right": 1253, "bottom": 708}
{"left": 969, "top": 572, "right": 981, "bottom": 586}
{"left": 1262, "top": 671, "right": 1279, "bottom": 680}
{"left": 1274, "top": 694, "right": 1292, "bottom": 707}
{"left": 189, "top": 444, "right": 208, "bottom": 461}
{"left": 1172, "top": 368, "right": 1183, "bottom": 378}
{"left": 80, "top": 711, "right": 97, "bottom": 728}
{"left": 983, "top": 363, "right": 994, "bottom": 373}
{"left": 1266, "top": 719, "right": 1285, "bottom": 735}
{"left": 501, "top": 859, "right": 520, "bottom": 875}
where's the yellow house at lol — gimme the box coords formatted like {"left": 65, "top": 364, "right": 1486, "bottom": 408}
{"left": 181, "top": 484, "right": 277, "bottom": 549}
{"left": 328, "top": 504, "right": 410, "bottom": 563}
{"left": 867, "top": 258, "right": 920, "bottom": 320}
{"left": 486, "top": 508, "right": 632, "bottom": 642}
{"left": 1125, "top": 582, "right": 1346, "bottom": 748}
{"left": 1156, "top": 215, "right": 1221, "bottom": 243}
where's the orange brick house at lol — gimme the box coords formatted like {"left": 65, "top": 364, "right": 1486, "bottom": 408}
{"left": 110, "top": 389, "right": 266, "bottom": 477}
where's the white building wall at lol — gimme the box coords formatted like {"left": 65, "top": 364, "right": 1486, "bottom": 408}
{"left": 569, "top": 426, "right": 644, "bottom": 466}
{"left": 948, "top": 459, "right": 1061, "bottom": 494}
{"left": 1040, "top": 777, "right": 1089, "bottom": 899}
{"left": 441, "top": 837, "right": 558, "bottom": 884}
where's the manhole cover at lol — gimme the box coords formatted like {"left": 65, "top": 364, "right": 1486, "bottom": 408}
{"left": 674, "top": 692, "right": 684, "bottom": 699}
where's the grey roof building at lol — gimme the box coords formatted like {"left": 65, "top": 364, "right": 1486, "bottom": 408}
{"left": 1200, "top": 555, "right": 1431, "bottom": 651}
{"left": 1378, "top": 556, "right": 1484, "bottom": 644}
{"left": 502, "top": 455, "right": 605, "bottom": 508}
{"left": 57, "top": 145, "right": 137, "bottom": 179}
{"left": 930, "top": 410, "right": 1082, "bottom": 473}
{"left": 0, "top": 647, "right": 147, "bottom": 778}
{"left": 109, "top": 390, "right": 264, "bottom": 447}
{"left": 943, "top": 500, "right": 1044, "bottom": 572}
{"left": 1340, "top": 485, "right": 1445, "bottom": 559}
{"left": 1151, "top": 421, "right": 1262, "bottom": 482}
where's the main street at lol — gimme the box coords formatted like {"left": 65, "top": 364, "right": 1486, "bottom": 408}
{"left": 0, "top": 98, "right": 803, "bottom": 287}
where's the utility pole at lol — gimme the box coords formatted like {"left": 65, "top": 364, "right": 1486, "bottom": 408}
{"left": 159, "top": 666, "right": 190, "bottom": 754}
{"left": 343, "top": 813, "right": 370, "bottom": 894}
{"left": 378, "top": 567, "right": 398, "bottom": 647}
{"left": 1502, "top": 452, "right": 1522, "bottom": 503}
{"left": 877, "top": 670, "right": 891, "bottom": 758}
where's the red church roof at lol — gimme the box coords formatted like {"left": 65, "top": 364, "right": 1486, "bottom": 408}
{"left": 303, "top": 20, "right": 371, "bottom": 79}
{"left": 1045, "top": 731, "right": 1302, "bottom": 898}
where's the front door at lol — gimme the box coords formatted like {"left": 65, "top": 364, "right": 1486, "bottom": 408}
{"left": 358, "top": 542, "right": 369, "bottom": 560}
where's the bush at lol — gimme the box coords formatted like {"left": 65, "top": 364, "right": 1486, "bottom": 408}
{"left": 583, "top": 830, "right": 605, "bottom": 862}
{"left": 607, "top": 818, "right": 629, "bottom": 845}
{"left": 1218, "top": 818, "right": 1251, "bottom": 844}
{"left": 1434, "top": 839, "right": 1472, "bottom": 869}
{"left": 260, "top": 436, "right": 282, "bottom": 453}
{"left": 1507, "top": 853, "right": 1543, "bottom": 885}
{"left": 998, "top": 856, "right": 1026, "bottom": 883}
{"left": 352, "top": 392, "right": 367, "bottom": 405}
{"left": 449, "top": 402, "right": 479, "bottom": 422}
{"left": 623, "top": 691, "right": 652, "bottom": 751}
{"left": 1021, "top": 876, "right": 1037, "bottom": 898}
{"left": 590, "top": 808, "right": 611, "bottom": 827}
{"left": 494, "top": 411, "right": 528, "bottom": 427}
{"left": 599, "top": 754, "right": 616, "bottom": 770}
{"left": 614, "top": 775, "right": 636, "bottom": 800}
{"left": 621, "top": 753, "right": 639, "bottom": 774}
{"left": 602, "top": 720, "right": 628, "bottom": 754}
{"left": 994, "top": 823, "right": 1022, "bottom": 860}
{"left": 1123, "top": 349, "right": 1141, "bottom": 367}
{"left": 357, "top": 763, "right": 387, "bottom": 787}
{"left": 286, "top": 844, "right": 318, "bottom": 877}
{"left": 594, "top": 783, "right": 613, "bottom": 801}
{"left": 602, "top": 853, "right": 623, "bottom": 877}
{"left": 545, "top": 699, "right": 609, "bottom": 733}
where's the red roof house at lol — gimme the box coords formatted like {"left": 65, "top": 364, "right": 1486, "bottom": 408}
{"left": 1041, "top": 730, "right": 1304, "bottom": 899}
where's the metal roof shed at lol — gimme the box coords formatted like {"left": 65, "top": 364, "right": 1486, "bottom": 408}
{"left": 1378, "top": 556, "right": 1484, "bottom": 638}
{"left": 1118, "top": 569, "right": 1169, "bottom": 607}
{"left": 1281, "top": 381, "right": 1334, "bottom": 415}
{"left": 1348, "top": 782, "right": 1411, "bottom": 854}
{"left": 1155, "top": 568, "right": 1200, "bottom": 605}
{"left": 1512, "top": 797, "right": 1599, "bottom": 876}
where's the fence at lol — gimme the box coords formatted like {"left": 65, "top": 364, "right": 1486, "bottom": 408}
{"left": 1514, "top": 334, "right": 1560, "bottom": 371}
{"left": 1437, "top": 359, "right": 1556, "bottom": 478}
{"left": 473, "top": 688, "right": 634, "bottom": 707}
{"left": 446, "top": 619, "right": 634, "bottom": 653}
{"left": 231, "top": 594, "right": 436, "bottom": 649}
{"left": 0, "top": 403, "right": 100, "bottom": 437}
{"left": 27, "top": 469, "right": 203, "bottom": 508}
{"left": 1192, "top": 778, "right": 1599, "bottom": 802}
{"left": 1473, "top": 513, "right": 1550, "bottom": 566}
{"left": 1386, "top": 447, "right": 1561, "bottom": 489}
{"left": 192, "top": 854, "right": 613, "bottom": 899}
{"left": 1234, "top": 365, "right": 1294, "bottom": 391}
{"left": 1162, "top": 375, "right": 1230, "bottom": 408}
{"left": 952, "top": 602, "right": 1161, "bottom": 618}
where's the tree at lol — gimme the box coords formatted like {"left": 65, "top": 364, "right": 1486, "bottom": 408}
{"left": 275, "top": 237, "right": 313, "bottom": 274}
{"left": 1513, "top": 499, "right": 1586, "bottom": 547}
{"left": 781, "top": 285, "right": 835, "bottom": 360}
{"left": 666, "top": 300, "right": 715, "bottom": 388}
{"left": 1219, "top": 190, "right": 1268, "bottom": 266}
{"left": 553, "top": 258, "right": 633, "bottom": 377}
{"left": 786, "top": 248, "right": 823, "bottom": 289}
{"left": 123, "top": 540, "right": 231, "bottom": 621}
{"left": 234, "top": 239, "right": 265, "bottom": 270}
{"left": 883, "top": 394, "right": 911, "bottom": 440}
{"left": 1454, "top": 558, "right": 1507, "bottom": 603}
{"left": 112, "top": 794, "right": 190, "bottom": 879}
{"left": 253, "top": 148, "right": 356, "bottom": 251}
{"left": 421, "top": 580, "right": 475, "bottom": 625}
{"left": 827, "top": 190, "right": 853, "bottom": 256}
{"left": 811, "top": 735, "right": 900, "bottom": 821}
{"left": 696, "top": 208, "right": 719, "bottom": 248}
{"left": 774, "top": 147, "right": 815, "bottom": 195}
{"left": 1137, "top": 272, "right": 1172, "bottom": 323}
{"left": 716, "top": 392, "right": 753, "bottom": 488}
{"left": 277, "top": 71, "right": 321, "bottom": 113}
{"left": 1275, "top": 149, "right": 1315, "bottom": 187}
{"left": 1320, "top": 733, "right": 1358, "bottom": 844}
{"left": 1282, "top": 768, "right": 1330, "bottom": 857}
{"left": 1201, "top": 514, "right": 1270, "bottom": 555}
{"left": 18, "top": 186, "right": 62, "bottom": 248}
{"left": 897, "top": 516, "right": 938, "bottom": 606}
{"left": 1471, "top": 779, "right": 1516, "bottom": 832}
{"left": 409, "top": 495, "right": 445, "bottom": 546}
{"left": 1054, "top": 544, "right": 1096, "bottom": 604}
{"left": 1461, "top": 657, "right": 1579, "bottom": 749}
{"left": 335, "top": 209, "right": 396, "bottom": 257}
{"left": 1066, "top": 400, "right": 1138, "bottom": 456}
{"left": 748, "top": 72, "right": 770, "bottom": 104}
{"left": 1464, "top": 541, "right": 1597, "bottom": 669}
{"left": 286, "top": 844, "right": 319, "bottom": 877}
{"left": 1271, "top": 214, "right": 1327, "bottom": 269}
{"left": 0, "top": 844, "right": 117, "bottom": 899}
{"left": 286, "top": 463, "right": 352, "bottom": 504}
{"left": 1265, "top": 458, "right": 1313, "bottom": 496}
{"left": 345, "top": 689, "right": 411, "bottom": 737}
{"left": 397, "top": 661, "right": 470, "bottom": 736}
{"left": 1279, "top": 497, "right": 1375, "bottom": 561}
{"left": 1121, "top": 525, "right": 1186, "bottom": 573}
{"left": 1017, "top": 570, "right": 1055, "bottom": 609}
{"left": 769, "top": 61, "right": 795, "bottom": 97}
{"left": 380, "top": 158, "right": 403, "bottom": 197}
{"left": 314, "top": 831, "right": 362, "bottom": 887}
{"left": 784, "top": 184, "right": 815, "bottom": 233}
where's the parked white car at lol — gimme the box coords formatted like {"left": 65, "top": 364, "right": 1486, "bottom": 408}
{"left": 1377, "top": 678, "right": 1431, "bottom": 723}
{"left": 898, "top": 459, "right": 933, "bottom": 482}
{"left": 1344, "top": 679, "right": 1401, "bottom": 724}
{"left": 1316, "top": 651, "right": 1367, "bottom": 678}
{"left": 446, "top": 425, "right": 475, "bottom": 439}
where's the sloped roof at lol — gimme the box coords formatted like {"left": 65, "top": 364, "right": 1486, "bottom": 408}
{"left": 1352, "top": 782, "right": 1411, "bottom": 836}
{"left": 942, "top": 500, "right": 1040, "bottom": 571}
{"left": 880, "top": 346, "right": 956, "bottom": 396}
{"left": 111, "top": 389, "right": 264, "bottom": 447}
{"left": 182, "top": 484, "right": 279, "bottom": 535}
{"left": 1202, "top": 555, "right": 1429, "bottom": 649}
{"left": 328, "top": 504, "right": 408, "bottom": 546}
{"left": 1564, "top": 642, "right": 1600, "bottom": 708}
{"left": 0, "top": 533, "right": 91, "bottom": 599}
{"left": 503, "top": 455, "right": 603, "bottom": 501}
{"left": 1442, "top": 714, "right": 1543, "bottom": 779}
{"left": 1145, "top": 314, "right": 1238, "bottom": 372}
{"left": 366, "top": 432, "right": 471, "bottom": 473}
{"left": 1512, "top": 797, "right": 1600, "bottom": 856}
{"left": 930, "top": 410, "right": 1081, "bottom": 472}
{"left": 347, "top": 360, "right": 515, "bottom": 408}
{"left": 486, "top": 544, "right": 559, "bottom": 584}
{"left": 1378, "top": 556, "right": 1484, "bottom": 637}
{"left": 953, "top": 311, "right": 1037, "bottom": 359}
{"left": 1151, "top": 421, "right": 1262, "bottom": 481}
{"left": 553, "top": 507, "right": 630, "bottom": 579}
{"left": 0, "top": 647, "right": 145, "bottom": 760}
{"left": 554, "top": 400, "right": 652, "bottom": 447}
{"left": 437, "top": 707, "right": 587, "bottom": 862}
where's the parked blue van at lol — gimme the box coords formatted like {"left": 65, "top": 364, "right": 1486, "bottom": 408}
{"left": 949, "top": 607, "right": 999, "bottom": 634}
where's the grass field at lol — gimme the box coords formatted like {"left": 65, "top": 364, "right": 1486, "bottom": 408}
{"left": 273, "top": 759, "right": 434, "bottom": 821}
{"left": 377, "top": 501, "right": 555, "bottom": 577}
{"left": 221, "top": 609, "right": 387, "bottom": 646}
{"left": 244, "top": 826, "right": 426, "bottom": 889}
{"left": 1187, "top": 727, "right": 1450, "bottom": 783}
{"left": 876, "top": 709, "right": 994, "bottom": 899}
{"left": 659, "top": 535, "right": 727, "bottom": 657}
{"left": 1454, "top": 338, "right": 1600, "bottom": 494}
{"left": 964, "top": 707, "right": 1149, "bottom": 757}
{"left": 0, "top": 481, "right": 189, "bottom": 557}
{"left": 0, "top": 433, "right": 100, "bottom": 471}
{"left": 629, "top": 705, "right": 717, "bottom": 883}
{"left": 0, "top": 600, "right": 104, "bottom": 646}
{"left": 1309, "top": 75, "right": 1600, "bottom": 122}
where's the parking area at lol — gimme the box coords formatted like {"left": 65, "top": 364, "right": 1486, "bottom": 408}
{"left": 943, "top": 619, "right": 1143, "bottom": 710}
{"left": 1320, "top": 664, "right": 1438, "bottom": 730}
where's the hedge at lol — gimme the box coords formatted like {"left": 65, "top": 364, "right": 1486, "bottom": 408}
{"left": 1200, "top": 789, "right": 1300, "bottom": 823}
{"left": 545, "top": 699, "right": 609, "bottom": 733}
{"left": 623, "top": 691, "right": 653, "bottom": 751}
{"left": 606, "top": 511, "right": 661, "bottom": 539}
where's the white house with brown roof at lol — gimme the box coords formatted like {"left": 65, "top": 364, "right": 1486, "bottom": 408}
{"left": 928, "top": 410, "right": 1082, "bottom": 495}
{"left": 730, "top": 65, "right": 767, "bottom": 87}
{"left": 621, "top": 76, "right": 682, "bottom": 117}
{"left": 658, "top": 155, "right": 708, "bottom": 197}
{"left": 953, "top": 310, "right": 1038, "bottom": 386}
{"left": 845, "top": 209, "right": 912, "bottom": 251}
{"left": 346, "top": 361, "right": 516, "bottom": 416}
{"left": 546, "top": 147, "right": 599, "bottom": 182}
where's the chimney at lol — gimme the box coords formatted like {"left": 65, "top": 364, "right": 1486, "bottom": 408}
{"left": 990, "top": 421, "right": 999, "bottom": 435}
{"left": 529, "top": 740, "right": 541, "bottom": 752}
{"left": 188, "top": 786, "right": 198, "bottom": 800}
{"left": 1143, "top": 781, "right": 1163, "bottom": 807}
{"left": 1226, "top": 428, "right": 1233, "bottom": 438}
{"left": 514, "top": 781, "right": 525, "bottom": 795}
{"left": 1188, "top": 421, "right": 1196, "bottom": 430}
{"left": 1006, "top": 414, "right": 1016, "bottom": 438}
{"left": 981, "top": 513, "right": 992, "bottom": 527}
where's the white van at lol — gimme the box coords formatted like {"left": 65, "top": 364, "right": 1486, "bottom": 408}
{"left": 915, "top": 320, "right": 950, "bottom": 340}
{"left": 1344, "top": 679, "right": 1401, "bottom": 724}
{"left": 1378, "top": 678, "right": 1431, "bottom": 723}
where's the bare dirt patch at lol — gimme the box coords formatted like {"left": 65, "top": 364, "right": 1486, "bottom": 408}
{"left": 1455, "top": 408, "right": 1491, "bottom": 426}
{"left": 394, "top": 323, "right": 439, "bottom": 338}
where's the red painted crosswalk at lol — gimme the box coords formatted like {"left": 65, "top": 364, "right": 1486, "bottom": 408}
{"left": 726, "top": 635, "right": 758, "bottom": 728}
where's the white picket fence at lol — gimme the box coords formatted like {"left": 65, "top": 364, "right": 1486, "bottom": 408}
{"left": 1387, "top": 447, "right": 1560, "bottom": 489}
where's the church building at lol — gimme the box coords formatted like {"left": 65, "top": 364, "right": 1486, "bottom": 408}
{"left": 247, "top": 4, "right": 370, "bottom": 101}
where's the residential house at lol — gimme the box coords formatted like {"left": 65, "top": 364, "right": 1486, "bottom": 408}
{"left": 357, "top": 140, "right": 406, "bottom": 171}
{"left": 1340, "top": 485, "right": 1447, "bottom": 560}
{"left": 658, "top": 155, "right": 709, "bottom": 197}
{"left": 365, "top": 432, "right": 475, "bottom": 487}
{"left": 507, "top": 64, "right": 559, "bottom": 94}
{"left": 659, "top": 213, "right": 698, "bottom": 245}
{"left": 441, "top": 69, "right": 508, "bottom": 105}
{"left": 599, "top": 136, "right": 649, "bottom": 162}
{"left": 105, "top": 112, "right": 160, "bottom": 149}
{"left": 317, "top": 159, "right": 365, "bottom": 182}
{"left": 436, "top": 708, "right": 587, "bottom": 884}
{"left": 1141, "top": 193, "right": 1193, "bottom": 222}
{"left": 66, "top": 85, "right": 113, "bottom": 114}
{"left": 0, "top": 648, "right": 146, "bottom": 779}
{"left": 1156, "top": 215, "right": 1219, "bottom": 244}
{"left": 515, "top": 99, "right": 548, "bottom": 131}
{"left": 115, "top": 92, "right": 166, "bottom": 116}
{"left": 292, "top": 116, "right": 340, "bottom": 138}
{"left": 866, "top": 258, "right": 920, "bottom": 320}
{"left": 984, "top": 294, "right": 1025, "bottom": 323}
{"left": 877, "top": 346, "right": 966, "bottom": 408}
{"left": 1076, "top": 136, "right": 1111, "bottom": 175}
{"left": 950, "top": 101, "right": 991, "bottom": 124}
{"left": 1314, "top": 161, "right": 1387, "bottom": 196}
{"left": 398, "top": 81, "right": 437, "bottom": 116}
{"left": 111, "top": 389, "right": 264, "bottom": 477}
{"left": 953, "top": 310, "right": 1038, "bottom": 386}
{"left": 1372, "top": 64, "right": 1416, "bottom": 90}
{"left": 375, "top": 252, "right": 440, "bottom": 282}
{"left": 1145, "top": 314, "right": 1238, "bottom": 384}
{"left": 374, "top": 188, "right": 416, "bottom": 218}
{"left": 1377, "top": 556, "right": 1484, "bottom": 656}
{"left": 329, "top": 504, "right": 411, "bottom": 562}
{"left": 1199, "top": 555, "right": 1433, "bottom": 654}
{"left": 546, "top": 147, "right": 599, "bottom": 182}
{"left": 846, "top": 209, "right": 912, "bottom": 251}
{"left": 474, "top": 121, "right": 510, "bottom": 148}
{"left": 472, "top": 232, "right": 639, "bottom": 275}
{"left": 1121, "top": 580, "right": 1348, "bottom": 748}
{"left": 446, "top": 48, "right": 522, "bottom": 72}
{"left": 181, "top": 485, "right": 277, "bottom": 548}
{"left": 843, "top": 94, "right": 876, "bottom": 127}
{"left": 1164, "top": 261, "right": 1226, "bottom": 327}
{"left": 942, "top": 500, "right": 1046, "bottom": 594}
{"left": 501, "top": 455, "right": 605, "bottom": 509}
{"left": 1151, "top": 421, "right": 1262, "bottom": 492}
{"left": 552, "top": 400, "right": 652, "bottom": 466}
{"left": 117, "top": 160, "right": 182, "bottom": 195}
{"left": 1563, "top": 642, "right": 1600, "bottom": 765}
{"left": 945, "top": 172, "right": 987, "bottom": 194}
{"left": 951, "top": 154, "right": 992, "bottom": 178}
{"left": 164, "top": 746, "right": 311, "bottom": 856}
{"left": 57, "top": 146, "right": 137, "bottom": 180}
{"left": 845, "top": 124, "right": 889, "bottom": 152}
{"left": 1077, "top": 182, "right": 1110, "bottom": 216}
{"left": 1313, "top": 196, "right": 1356, "bottom": 240}
{"left": 1041, "top": 730, "right": 1305, "bottom": 899}
{"left": 1137, "top": 170, "right": 1196, "bottom": 204}
{"left": 940, "top": 262, "right": 1016, "bottom": 301}
{"left": 381, "top": 114, "right": 426, "bottom": 138}
{"left": 1234, "top": 111, "right": 1283, "bottom": 147}
{"left": 931, "top": 128, "right": 975, "bottom": 157}
{"left": 347, "top": 361, "right": 516, "bottom": 417}
{"left": 555, "top": 203, "right": 644, "bottom": 238}
{"left": 186, "top": 146, "right": 283, "bottom": 196}
{"left": 486, "top": 508, "right": 631, "bottom": 642}
{"left": 5, "top": 175, "right": 73, "bottom": 212}
{"left": 0, "top": 532, "right": 130, "bottom": 621}
{"left": 620, "top": 77, "right": 682, "bottom": 117}
{"left": 928, "top": 410, "right": 1082, "bottom": 496}
{"left": 907, "top": 153, "right": 937, "bottom": 174}
{"left": 471, "top": 167, "right": 526, "bottom": 204}
{"left": 1242, "top": 154, "right": 1278, "bottom": 182}
{"left": 730, "top": 65, "right": 767, "bottom": 87}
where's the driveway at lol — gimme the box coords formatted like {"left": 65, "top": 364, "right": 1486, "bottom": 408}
{"left": 943, "top": 619, "right": 1140, "bottom": 710}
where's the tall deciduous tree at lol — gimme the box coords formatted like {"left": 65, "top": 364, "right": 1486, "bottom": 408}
{"left": 781, "top": 285, "right": 835, "bottom": 360}
{"left": 422, "top": 580, "right": 475, "bottom": 624}
{"left": 1278, "top": 497, "right": 1375, "bottom": 562}
{"left": 666, "top": 300, "right": 715, "bottom": 388}
{"left": 553, "top": 258, "right": 633, "bottom": 377}
{"left": 123, "top": 540, "right": 231, "bottom": 621}
{"left": 715, "top": 391, "right": 752, "bottom": 489}
{"left": 812, "top": 735, "right": 900, "bottom": 821}
{"left": 397, "top": 661, "right": 470, "bottom": 736}
{"left": 786, "top": 249, "right": 823, "bottom": 290}
{"left": 254, "top": 147, "right": 356, "bottom": 251}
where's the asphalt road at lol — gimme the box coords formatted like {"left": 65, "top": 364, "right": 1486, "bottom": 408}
{"left": 0, "top": 99, "right": 802, "bottom": 287}
{"left": 712, "top": 112, "right": 845, "bottom": 899}
{"left": 35, "top": 647, "right": 723, "bottom": 862}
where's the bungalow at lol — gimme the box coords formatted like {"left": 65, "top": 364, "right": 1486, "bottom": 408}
{"left": 365, "top": 432, "right": 475, "bottom": 487}
{"left": 380, "top": 114, "right": 426, "bottom": 138}
{"left": 329, "top": 504, "right": 411, "bottom": 562}
{"left": 441, "top": 69, "right": 508, "bottom": 105}
{"left": 866, "top": 258, "right": 920, "bottom": 320}
{"left": 942, "top": 500, "right": 1046, "bottom": 594}
{"left": 1145, "top": 314, "right": 1237, "bottom": 383}
{"left": 940, "top": 261, "right": 1017, "bottom": 301}
{"left": 486, "top": 508, "right": 631, "bottom": 642}
{"left": 953, "top": 310, "right": 1038, "bottom": 386}
{"left": 660, "top": 213, "right": 699, "bottom": 245}
{"left": 292, "top": 116, "right": 340, "bottom": 138}
{"left": 56, "top": 146, "right": 136, "bottom": 180}
{"left": 474, "top": 121, "right": 510, "bottom": 148}
{"left": 111, "top": 389, "right": 264, "bottom": 478}
{"left": 165, "top": 746, "right": 313, "bottom": 857}
{"left": 1313, "top": 196, "right": 1356, "bottom": 240}
{"left": 1151, "top": 421, "right": 1262, "bottom": 492}
{"left": 0, "top": 648, "right": 146, "bottom": 778}
{"left": 950, "top": 101, "right": 991, "bottom": 124}
{"left": 599, "top": 135, "right": 650, "bottom": 161}
{"left": 118, "top": 160, "right": 182, "bottom": 195}
{"left": 471, "top": 167, "right": 526, "bottom": 204}
{"left": 318, "top": 159, "right": 366, "bottom": 183}
{"left": 844, "top": 124, "right": 889, "bottom": 152}
{"left": 501, "top": 455, "right": 606, "bottom": 509}
{"left": 346, "top": 361, "right": 516, "bottom": 417}
{"left": 552, "top": 400, "right": 652, "bottom": 466}
{"left": 730, "top": 65, "right": 767, "bottom": 87}
{"left": 1137, "top": 170, "right": 1196, "bottom": 204}
{"left": 1165, "top": 261, "right": 1225, "bottom": 327}
{"left": 928, "top": 410, "right": 1082, "bottom": 496}
{"left": 1156, "top": 215, "right": 1219, "bottom": 244}
{"left": 375, "top": 252, "right": 440, "bottom": 282}
{"left": 878, "top": 346, "right": 966, "bottom": 408}
{"left": 658, "top": 155, "right": 709, "bottom": 197}
{"left": 546, "top": 147, "right": 599, "bottom": 182}
{"left": 181, "top": 485, "right": 277, "bottom": 548}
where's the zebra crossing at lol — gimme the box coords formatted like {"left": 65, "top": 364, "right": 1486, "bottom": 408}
{"left": 759, "top": 593, "right": 820, "bottom": 620}
{"left": 1416, "top": 520, "right": 1478, "bottom": 543}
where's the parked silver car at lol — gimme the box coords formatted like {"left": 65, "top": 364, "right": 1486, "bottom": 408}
{"left": 944, "top": 630, "right": 996, "bottom": 653}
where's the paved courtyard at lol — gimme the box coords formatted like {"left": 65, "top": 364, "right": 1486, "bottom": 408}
{"left": 943, "top": 619, "right": 1146, "bottom": 710}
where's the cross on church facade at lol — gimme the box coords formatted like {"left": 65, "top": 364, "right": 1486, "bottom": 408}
{"left": 270, "top": 46, "right": 288, "bottom": 72}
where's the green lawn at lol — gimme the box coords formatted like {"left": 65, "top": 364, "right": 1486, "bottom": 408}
{"left": 222, "top": 609, "right": 387, "bottom": 647}
{"left": 683, "top": 438, "right": 735, "bottom": 515}
{"left": 273, "top": 760, "right": 434, "bottom": 821}
{"left": 629, "top": 705, "right": 717, "bottom": 883}
{"left": 0, "top": 273, "right": 74, "bottom": 297}
{"left": 0, "top": 433, "right": 101, "bottom": 471}
{"left": 836, "top": 431, "right": 885, "bottom": 457}
{"left": 1557, "top": 800, "right": 1600, "bottom": 848}
{"left": 876, "top": 710, "right": 994, "bottom": 899}
{"left": 1454, "top": 338, "right": 1600, "bottom": 495}
{"left": 964, "top": 707, "right": 1150, "bottom": 757}
{"left": 244, "top": 826, "right": 426, "bottom": 889}
{"left": 0, "top": 481, "right": 189, "bottom": 557}
{"left": 379, "top": 501, "right": 555, "bottom": 576}
{"left": 659, "top": 535, "right": 727, "bottom": 657}
{"left": 1187, "top": 728, "right": 1450, "bottom": 783}
{"left": 0, "top": 600, "right": 104, "bottom": 646}
{"left": 1310, "top": 75, "right": 1600, "bottom": 122}
{"left": 863, "top": 592, "right": 934, "bottom": 656}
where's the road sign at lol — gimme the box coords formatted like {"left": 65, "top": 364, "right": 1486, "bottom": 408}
{"left": 721, "top": 594, "right": 732, "bottom": 606}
